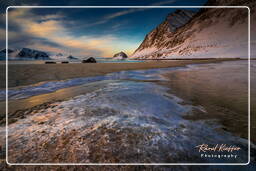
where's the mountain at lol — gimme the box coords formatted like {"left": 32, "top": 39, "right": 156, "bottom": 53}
{"left": 0, "top": 48, "right": 51, "bottom": 60}
{"left": 50, "top": 53, "right": 79, "bottom": 60}
{"left": 0, "top": 48, "right": 21, "bottom": 60}
{"left": 0, "top": 50, "right": 6, "bottom": 60}
{"left": 67, "top": 55, "right": 78, "bottom": 60}
{"left": 131, "top": 0, "right": 255, "bottom": 59}
{"left": 0, "top": 49, "right": 14, "bottom": 54}
{"left": 131, "top": 9, "right": 196, "bottom": 59}
{"left": 0, "top": 48, "right": 16, "bottom": 59}
{"left": 166, "top": 10, "right": 196, "bottom": 32}
{"left": 113, "top": 51, "right": 128, "bottom": 59}
{"left": 56, "top": 53, "right": 63, "bottom": 57}
{"left": 17, "top": 48, "right": 50, "bottom": 59}
{"left": 50, "top": 53, "right": 64, "bottom": 59}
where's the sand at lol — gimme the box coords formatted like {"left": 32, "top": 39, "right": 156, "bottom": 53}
{"left": 0, "top": 59, "right": 235, "bottom": 89}
{"left": 161, "top": 65, "right": 254, "bottom": 142}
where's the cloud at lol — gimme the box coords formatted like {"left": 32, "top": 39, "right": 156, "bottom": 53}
{"left": 27, "top": 43, "right": 66, "bottom": 54}
{"left": 105, "top": 0, "right": 176, "bottom": 19}
{"left": 150, "top": 0, "right": 176, "bottom": 6}
{"left": 25, "top": 20, "right": 65, "bottom": 37}
{"left": 82, "top": 0, "right": 176, "bottom": 28}
{"left": 39, "top": 14, "right": 64, "bottom": 21}
{"left": 6, "top": 8, "right": 137, "bottom": 57}
{"left": 103, "top": 8, "right": 146, "bottom": 20}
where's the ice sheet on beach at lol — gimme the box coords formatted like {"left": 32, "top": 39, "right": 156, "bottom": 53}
{"left": 0, "top": 60, "right": 252, "bottom": 163}
{"left": 3, "top": 80, "right": 249, "bottom": 163}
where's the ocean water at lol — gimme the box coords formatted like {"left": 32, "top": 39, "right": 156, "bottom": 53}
{"left": 1, "top": 60, "right": 254, "bottom": 164}
{"left": 1, "top": 66, "right": 185, "bottom": 101}
{"left": 1, "top": 60, "right": 251, "bottom": 101}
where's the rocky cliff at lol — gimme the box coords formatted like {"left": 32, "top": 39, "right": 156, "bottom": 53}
{"left": 131, "top": 0, "right": 255, "bottom": 59}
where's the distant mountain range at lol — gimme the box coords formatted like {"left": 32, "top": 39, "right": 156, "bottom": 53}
{"left": 131, "top": 0, "right": 255, "bottom": 59}
{"left": 0, "top": 48, "right": 80, "bottom": 60}
{"left": 0, "top": 48, "right": 50, "bottom": 60}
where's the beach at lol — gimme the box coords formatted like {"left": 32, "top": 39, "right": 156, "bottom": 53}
{"left": 0, "top": 59, "right": 254, "bottom": 164}
{"left": 1, "top": 0, "right": 255, "bottom": 168}
{"left": 0, "top": 59, "right": 241, "bottom": 121}
{"left": 0, "top": 59, "right": 236, "bottom": 88}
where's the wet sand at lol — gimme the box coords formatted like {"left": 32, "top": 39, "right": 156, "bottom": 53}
{"left": 161, "top": 61, "right": 255, "bottom": 142}
{"left": 0, "top": 59, "right": 235, "bottom": 88}
{"left": 0, "top": 80, "right": 117, "bottom": 125}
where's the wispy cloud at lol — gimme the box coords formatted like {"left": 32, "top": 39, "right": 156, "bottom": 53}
{"left": 105, "top": 0, "right": 176, "bottom": 19}
{"left": 7, "top": 8, "right": 138, "bottom": 57}
{"left": 82, "top": 0, "right": 176, "bottom": 28}
{"left": 149, "top": 0, "right": 176, "bottom": 6}
{"left": 103, "top": 0, "right": 176, "bottom": 20}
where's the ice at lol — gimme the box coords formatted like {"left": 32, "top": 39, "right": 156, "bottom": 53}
{"left": 3, "top": 78, "right": 250, "bottom": 163}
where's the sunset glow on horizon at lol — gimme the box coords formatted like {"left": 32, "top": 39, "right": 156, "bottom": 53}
{"left": 1, "top": 0, "right": 206, "bottom": 57}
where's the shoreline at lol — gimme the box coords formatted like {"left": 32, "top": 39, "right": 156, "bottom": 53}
{"left": 1, "top": 80, "right": 116, "bottom": 125}
{"left": 0, "top": 59, "right": 239, "bottom": 89}
{"left": 0, "top": 59, "right": 253, "bottom": 140}
{"left": 0, "top": 59, "right": 254, "bottom": 164}
{"left": 0, "top": 59, "right": 230, "bottom": 123}
{"left": 161, "top": 62, "right": 254, "bottom": 142}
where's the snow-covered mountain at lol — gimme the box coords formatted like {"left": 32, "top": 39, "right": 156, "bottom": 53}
{"left": 55, "top": 53, "right": 64, "bottom": 58}
{"left": 67, "top": 55, "right": 78, "bottom": 60}
{"left": 50, "top": 53, "right": 79, "bottom": 60}
{"left": 18, "top": 48, "right": 50, "bottom": 59}
{"left": 0, "top": 49, "right": 14, "bottom": 54}
{"left": 0, "top": 49, "right": 7, "bottom": 59}
{"left": 131, "top": 0, "right": 255, "bottom": 59}
{"left": 0, "top": 49, "right": 19, "bottom": 60}
{"left": 0, "top": 48, "right": 80, "bottom": 60}
{"left": 130, "top": 9, "right": 195, "bottom": 59}
{"left": 0, "top": 48, "right": 51, "bottom": 60}
{"left": 113, "top": 51, "right": 128, "bottom": 59}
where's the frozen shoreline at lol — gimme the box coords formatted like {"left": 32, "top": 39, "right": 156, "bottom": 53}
{"left": 0, "top": 60, "right": 254, "bottom": 164}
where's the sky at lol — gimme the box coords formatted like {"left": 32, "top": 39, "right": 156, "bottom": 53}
{"left": 0, "top": 0, "right": 207, "bottom": 57}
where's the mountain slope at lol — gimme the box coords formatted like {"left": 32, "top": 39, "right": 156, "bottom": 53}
{"left": 132, "top": 9, "right": 196, "bottom": 58}
{"left": 131, "top": 0, "right": 255, "bottom": 59}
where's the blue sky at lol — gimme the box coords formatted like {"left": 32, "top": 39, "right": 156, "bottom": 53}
{"left": 0, "top": 0, "right": 207, "bottom": 57}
